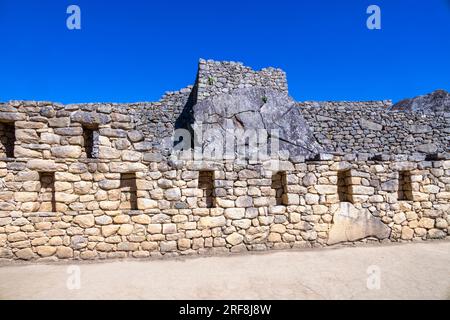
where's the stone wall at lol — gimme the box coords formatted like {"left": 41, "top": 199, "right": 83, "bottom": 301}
{"left": 0, "top": 150, "right": 449, "bottom": 261}
{"left": 0, "top": 59, "right": 449, "bottom": 262}
{"left": 196, "top": 59, "right": 288, "bottom": 101}
{"left": 132, "top": 86, "right": 193, "bottom": 154}
{"left": 300, "top": 101, "right": 450, "bottom": 156}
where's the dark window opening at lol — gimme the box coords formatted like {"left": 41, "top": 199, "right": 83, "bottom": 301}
{"left": 398, "top": 171, "right": 413, "bottom": 201}
{"left": 0, "top": 122, "right": 16, "bottom": 158}
{"left": 425, "top": 154, "right": 439, "bottom": 161}
{"left": 338, "top": 170, "right": 352, "bottom": 203}
{"left": 198, "top": 171, "right": 215, "bottom": 208}
{"left": 83, "top": 125, "right": 99, "bottom": 159}
{"left": 120, "top": 173, "right": 138, "bottom": 211}
{"left": 271, "top": 171, "right": 287, "bottom": 205}
{"left": 39, "top": 172, "right": 56, "bottom": 212}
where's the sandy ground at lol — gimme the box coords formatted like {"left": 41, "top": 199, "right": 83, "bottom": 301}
{"left": 0, "top": 241, "right": 449, "bottom": 300}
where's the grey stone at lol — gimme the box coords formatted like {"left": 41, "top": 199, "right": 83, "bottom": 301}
{"left": 128, "top": 130, "right": 144, "bottom": 142}
{"left": 417, "top": 143, "right": 438, "bottom": 154}
{"left": 359, "top": 119, "right": 383, "bottom": 131}
{"left": 177, "top": 87, "right": 322, "bottom": 159}
{"left": 70, "top": 111, "right": 111, "bottom": 125}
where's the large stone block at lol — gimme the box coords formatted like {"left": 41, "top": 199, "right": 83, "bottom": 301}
{"left": 314, "top": 185, "right": 337, "bottom": 195}
{"left": 327, "top": 202, "right": 391, "bottom": 245}
{"left": 0, "top": 112, "right": 26, "bottom": 122}
{"left": 198, "top": 216, "right": 226, "bottom": 229}
{"left": 15, "top": 129, "right": 39, "bottom": 143}
{"left": 349, "top": 186, "right": 375, "bottom": 195}
{"left": 26, "top": 159, "right": 57, "bottom": 172}
{"left": 137, "top": 198, "right": 158, "bottom": 210}
{"left": 224, "top": 208, "right": 245, "bottom": 220}
{"left": 51, "top": 146, "right": 82, "bottom": 158}
{"left": 73, "top": 214, "right": 95, "bottom": 228}
{"left": 71, "top": 111, "right": 111, "bottom": 125}
{"left": 226, "top": 232, "right": 244, "bottom": 245}
{"left": 15, "top": 146, "right": 41, "bottom": 158}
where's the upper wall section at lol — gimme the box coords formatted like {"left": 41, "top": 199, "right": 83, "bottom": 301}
{"left": 0, "top": 101, "right": 155, "bottom": 162}
{"left": 300, "top": 101, "right": 450, "bottom": 156}
{"left": 196, "top": 59, "right": 288, "bottom": 101}
{"left": 1, "top": 59, "right": 449, "bottom": 160}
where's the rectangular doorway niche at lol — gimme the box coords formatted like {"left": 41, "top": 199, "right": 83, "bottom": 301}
{"left": 271, "top": 171, "right": 287, "bottom": 205}
{"left": 39, "top": 172, "right": 56, "bottom": 213}
{"left": 82, "top": 125, "right": 99, "bottom": 159}
{"left": 338, "top": 170, "right": 352, "bottom": 203}
{"left": 398, "top": 171, "right": 413, "bottom": 201}
{"left": 120, "top": 173, "right": 138, "bottom": 211}
{"left": 198, "top": 171, "right": 215, "bottom": 208}
{"left": 0, "top": 122, "right": 16, "bottom": 158}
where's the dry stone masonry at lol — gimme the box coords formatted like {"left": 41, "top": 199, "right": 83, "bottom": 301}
{"left": 0, "top": 59, "right": 449, "bottom": 262}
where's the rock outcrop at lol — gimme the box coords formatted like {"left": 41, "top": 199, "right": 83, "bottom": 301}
{"left": 390, "top": 89, "right": 450, "bottom": 113}
{"left": 178, "top": 87, "right": 322, "bottom": 159}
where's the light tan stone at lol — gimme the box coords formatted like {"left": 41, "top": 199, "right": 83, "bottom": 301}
{"left": 73, "top": 214, "right": 95, "bottom": 228}
{"left": 36, "top": 246, "right": 56, "bottom": 257}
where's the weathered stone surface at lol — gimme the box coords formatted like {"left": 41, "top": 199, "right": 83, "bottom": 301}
{"left": 428, "top": 229, "right": 447, "bottom": 239}
{"left": 98, "top": 179, "right": 120, "bottom": 190}
{"left": 226, "top": 232, "right": 244, "bottom": 246}
{"left": 56, "top": 246, "right": 73, "bottom": 259}
{"left": 137, "top": 198, "right": 158, "bottom": 210}
{"left": 128, "top": 130, "right": 144, "bottom": 142}
{"left": 37, "top": 246, "right": 57, "bottom": 257}
{"left": 71, "top": 111, "right": 111, "bottom": 125}
{"left": 359, "top": 118, "right": 383, "bottom": 131}
{"left": 26, "top": 159, "right": 57, "bottom": 171}
{"left": 390, "top": 89, "right": 450, "bottom": 113}
{"left": 73, "top": 214, "right": 95, "bottom": 228}
{"left": 15, "top": 129, "right": 39, "bottom": 143}
{"left": 164, "top": 188, "right": 181, "bottom": 201}
{"left": 15, "top": 248, "right": 35, "bottom": 260}
{"left": 95, "top": 215, "right": 113, "bottom": 225}
{"left": 224, "top": 208, "right": 245, "bottom": 220}
{"left": 51, "top": 146, "right": 82, "bottom": 158}
{"left": 132, "top": 214, "right": 151, "bottom": 224}
{"left": 102, "top": 225, "right": 120, "bottom": 237}
{"left": 14, "top": 146, "right": 41, "bottom": 158}
{"left": 198, "top": 216, "right": 226, "bottom": 229}
{"left": 302, "top": 173, "right": 317, "bottom": 187}
{"left": 71, "top": 235, "right": 88, "bottom": 249}
{"left": 0, "top": 112, "right": 26, "bottom": 122}
{"left": 328, "top": 203, "right": 391, "bottom": 245}
{"left": 178, "top": 87, "right": 322, "bottom": 158}
{"left": 417, "top": 144, "right": 438, "bottom": 154}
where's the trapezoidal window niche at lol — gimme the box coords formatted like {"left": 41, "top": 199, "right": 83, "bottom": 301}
{"left": 39, "top": 172, "right": 56, "bottom": 213}
{"left": 120, "top": 173, "right": 138, "bottom": 211}
{"left": 271, "top": 171, "right": 287, "bottom": 206}
{"left": 198, "top": 171, "right": 215, "bottom": 208}
{"left": 82, "top": 125, "right": 99, "bottom": 159}
{"left": 0, "top": 122, "right": 16, "bottom": 159}
{"left": 398, "top": 171, "right": 413, "bottom": 201}
{"left": 337, "top": 170, "right": 352, "bottom": 203}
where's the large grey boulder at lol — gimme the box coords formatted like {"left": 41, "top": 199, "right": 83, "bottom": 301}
{"left": 175, "top": 87, "right": 322, "bottom": 159}
{"left": 390, "top": 89, "right": 450, "bottom": 113}
{"left": 327, "top": 202, "right": 391, "bottom": 245}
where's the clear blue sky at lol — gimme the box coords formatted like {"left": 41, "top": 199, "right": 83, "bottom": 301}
{"left": 0, "top": 0, "right": 449, "bottom": 103}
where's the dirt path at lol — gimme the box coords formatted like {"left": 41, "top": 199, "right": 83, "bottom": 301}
{"left": 0, "top": 241, "right": 449, "bottom": 300}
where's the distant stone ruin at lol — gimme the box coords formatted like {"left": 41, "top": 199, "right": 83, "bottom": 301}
{"left": 0, "top": 59, "right": 448, "bottom": 261}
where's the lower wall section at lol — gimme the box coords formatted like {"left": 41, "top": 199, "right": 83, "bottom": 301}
{"left": 0, "top": 157, "right": 449, "bottom": 261}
